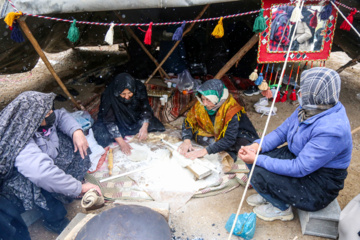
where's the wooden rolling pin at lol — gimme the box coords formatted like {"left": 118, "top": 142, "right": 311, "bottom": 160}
{"left": 108, "top": 149, "right": 113, "bottom": 176}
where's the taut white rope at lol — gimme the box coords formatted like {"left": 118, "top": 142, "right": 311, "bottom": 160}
{"left": 226, "top": 1, "right": 305, "bottom": 239}
{"left": 330, "top": 1, "right": 360, "bottom": 37}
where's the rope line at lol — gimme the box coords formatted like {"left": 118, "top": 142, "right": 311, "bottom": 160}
{"left": 6, "top": 0, "right": 359, "bottom": 27}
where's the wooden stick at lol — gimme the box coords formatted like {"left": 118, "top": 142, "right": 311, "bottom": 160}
{"left": 336, "top": 55, "right": 360, "bottom": 74}
{"left": 351, "top": 126, "right": 360, "bottom": 135}
{"left": 178, "top": 33, "right": 259, "bottom": 116}
{"left": 145, "top": 4, "right": 210, "bottom": 84}
{"left": 18, "top": 18, "right": 83, "bottom": 110}
{"left": 113, "top": 11, "right": 169, "bottom": 79}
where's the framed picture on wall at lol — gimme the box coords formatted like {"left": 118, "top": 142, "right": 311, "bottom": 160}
{"left": 257, "top": 0, "right": 339, "bottom": 63}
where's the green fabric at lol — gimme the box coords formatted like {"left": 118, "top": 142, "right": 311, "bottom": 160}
{"left": 253, "top": 9, "right": 266, "bottom": 33}
{"left": 205, "top": 106, "right": 216, "bottom": 115}
{"left": 67, "top": 20, "right": 80, "bottom": 43}
{"left": 199, "top": 89, "right": 219, "bottom": 99}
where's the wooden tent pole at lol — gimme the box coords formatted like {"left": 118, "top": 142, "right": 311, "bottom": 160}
{"left": 113, "top": 11, "right": 169, "bottom": 79}
{"left": 18, "top": 18, "right": 83, "bottom": 110}
{"left": 145, "top": 4, "right": 210, "bottom": 84}
{"left": 178, "top": 33, "right": 259, "bottom": 116}
{"left": 336, "top": 55, "right": 360, "bottom": 74}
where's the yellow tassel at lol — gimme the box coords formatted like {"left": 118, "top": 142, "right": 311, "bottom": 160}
{"left": 249, "top": 69, "right": 258, "bottom": 81}
{"left": 211, "top": 17, "right": 224, "bottom": 38}
{"left": 4, "top": 12, "right": 22, "bottom": 27}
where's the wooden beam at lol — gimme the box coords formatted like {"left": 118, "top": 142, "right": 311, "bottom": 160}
{"left": 145, "top": 4, "right": 210, "bottom": 84}
{"left": 336, "top": 55, "right": 360, "bottom": 74}
{"left": 113, "top": 11, "right": 169, "bottom": 79}
{"left": 18, "top": 18, "right": 83, "bottom": 110}
{"left": 178, "top": 33, "right": 259, "bottom": 116}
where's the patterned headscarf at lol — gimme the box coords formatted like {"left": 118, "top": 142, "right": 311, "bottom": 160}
{"left": 298, "top": 67, "right": 341, "bottom": 122}
{"left": 196, "top": 79, "right": 229, "bottom": 115}
{"left": 0, "top": 91, "right": 55, "bottom": 184}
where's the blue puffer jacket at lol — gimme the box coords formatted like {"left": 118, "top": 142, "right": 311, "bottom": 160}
{"left": 254, "top": 102, "right": 352, "bottom": 177}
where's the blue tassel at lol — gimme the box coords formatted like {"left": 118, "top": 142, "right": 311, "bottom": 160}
{"left": 172, "top": 21, "right": 186, "bottom": 41}
{"left": 255, "top": 73, "right": 263, "bottom": 86}
{"left": 11, "top": 21, "right": 25, "bottom": 43}
{"left": 320, "top": 2, "right": 333, "bottom": 20}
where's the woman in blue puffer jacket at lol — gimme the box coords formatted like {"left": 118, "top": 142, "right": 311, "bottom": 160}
{"left": 238, "top": 67, "right": 352, "bottom": 221}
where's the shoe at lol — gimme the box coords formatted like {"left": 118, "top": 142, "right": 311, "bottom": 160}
{"left": 253, "top": 203, "right": 294, "bottom": 221}
{"left": 246, "top": 194, "right": 268, "bottom": 207}
{"left": 244, "top": 86, "right": 260, "bottom": 96}
{"left": 43, "top": 218, "right": 70, "bottom": 234}
{"left": 253, "top": 97, "right": 268, "bottom": 108}
{"left": 255, "top": 106, "right": 277, "bottom": 116}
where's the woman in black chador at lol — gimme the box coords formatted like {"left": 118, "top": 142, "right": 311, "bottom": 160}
{"left": 93, "top": 73, "right": 165, "bottom": 155}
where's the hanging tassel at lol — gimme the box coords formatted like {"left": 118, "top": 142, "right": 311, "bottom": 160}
{"left": 255, "top": 73, "right": 264, "bottom": 86}
{"left": 211, "top": 17, "right": 224, "bottom": 38}
{"left": 320, "top": 1, "right": 333, "bottom": 21}
{"left": 67, "top": 20, "right": 80, "bottom": 43}
{"left": 11, "top": 21, "right": 25, "bottom": 43}
{"left": 275, "top": 91, "right": 281, "bottom": 102}
{"left": 289, "top": 89, "right": 297, "bottom": 101}
{"left": 4, "top": 11, "right": 23, "bottom": 27}
{"left": 253, "top": 9, "right": 266, "bottom": 33}
{"left": 309, "top": 10, "right": 318, "bottom": 28}
{"left": 340, "top": 8, "right": 357, "bottom": 31}
{"left": 280, "top": 90, "right": 288, "bottom": 102}
{"left": 249, "top": 68, "right": 258, "bottom": 81}
{"left": 144, "top": 22, "right": 153, "bottom": 45}
{"left": 104, "top": 23, "right": 115, "bottom": 45}
{"left": 172, "top": 21, "right": 186, "bottom": 41}
{"left": 290, "top": 0, "right": 301, "bottom": 23}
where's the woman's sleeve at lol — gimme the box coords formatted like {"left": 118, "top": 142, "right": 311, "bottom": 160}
{"left": 206, "top": 114, "right": 238, "bottom": 154}
{"left": 103, "top": 107, "right": 122, "bottom": 138}
{"left": 138, "top": 84, "right": 153, "bottom": 123}
{"left": 14, "top": 139, "right": 82, "bottom": 198}
{"left": 297, "top": 22, "right": 312, "bottom": 43}
{"left": 55, "top": 109, "right": 82, "bottom": 137}
{"left": 182, "top": 119, "right": 194, "bottom": 140}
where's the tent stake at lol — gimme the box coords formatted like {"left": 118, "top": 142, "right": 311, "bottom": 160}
{"left": 145, "top": 4, "right": 210, "bottom": 84}
{"left": 114, "top": 11, "right": 169, "bottom": 80}
{"left": 178, "top": 33, "right": 259, "bottom": 116}
{"left": 18, "top": 17, "right": 83, "bottom": 110}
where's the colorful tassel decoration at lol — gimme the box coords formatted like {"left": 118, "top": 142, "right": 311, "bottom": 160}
{"left": 104, "top": 23, "right": 115, "bottom": 45}
{"left": 340, "top": 8, "right": 357, "bottom": 31}
{"left": 67, "top": 20, "right": 80, "bottom": 43}
{"left": 280, "top": 90, "right": 288, "bottom": 102}
{"left": 172, "top": 21, "right": 186, "bottom": 41}
{"left": 320, "top": 1, "right": 333, "bottom": 20}
{"left": 289, "top": 89, "right": 297, "bottom": 101}
{"left": 11, "top": 21, "right": 24, "bottom": 43}
{"left": 255, "top": 73, "right": 264, "bottom": 86}
{"left": 290, "top": 0, "right": 301, "bottom": 23}
{"left": 253, "top": 9, "right": 266, "bottom": 33}
{"left": 249, "top": 68, "right": 258, "bottom": 81}
{"left": 4, "top": 11, "right": 22, "bottom": 27}
{"left": 275, "top": 91, "right": 281, "bottom": 102}
{"left": 144, "top": 22, "right": 153, "bottom": 45}
{"left": 310, "top": 10, "right": 318, "bottom": 28}
{"left": 211, "top": 17, "right": 224, "bottom": 38}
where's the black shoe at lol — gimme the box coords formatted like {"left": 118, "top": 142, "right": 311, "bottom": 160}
{"left": 43, "top": 218, "right": 70, "bottom": 234}
{"left": 244, "top": 86, "right": 260, "bottom": 96}
{"left": 55, "top": 94, "right": 67, "bottom": 102}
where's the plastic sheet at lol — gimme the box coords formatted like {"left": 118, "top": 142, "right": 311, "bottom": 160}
{"left": 225, "top": 212, "right": 256, "bottom": 240}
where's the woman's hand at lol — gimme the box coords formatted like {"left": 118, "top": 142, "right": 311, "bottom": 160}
{"left": 73, "top": 129, "right": 89, "bottom": 159}
{"left": 184, "top": 148, "right": 208, "bottom": 160}
{"left": 116, "top": 137, "right": 133, "bottom": 155}
{"left": 177, "top": 139, "right": 194, "bottom": 155}
{"left": 238, "top": 143, "right": 260, "bottom": 164}
{"left": 81, "top": 182, "right": 102, "bottom": 196}
{"left": 138, "top": 122, "right": 149, "bottom": 141}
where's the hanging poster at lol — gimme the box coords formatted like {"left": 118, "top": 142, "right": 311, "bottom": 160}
{"left": 257, "top": 0, "right": 339, "bottom": 63}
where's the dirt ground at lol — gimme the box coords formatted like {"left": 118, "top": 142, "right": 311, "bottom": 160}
{"left": 1, "top": 48, "right": 359, "bottom": 240}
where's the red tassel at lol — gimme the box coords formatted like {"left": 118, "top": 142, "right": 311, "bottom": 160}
{"left": 144, "top": 22, "right": 153, "bottom": 45}
{"left": 289, "top": 89, "right": 297, "bottom": 101}
{"left": 340, "top": 9, "right": 357, "bottom": 31}
{"left": 275, "top": 92, "right": 281, "bottom": 102}
{"left": 309, "top": 10, "right": 318, "bottom": 28}
{"left": 280, "top": 90, "right": 288, "bottom": 102}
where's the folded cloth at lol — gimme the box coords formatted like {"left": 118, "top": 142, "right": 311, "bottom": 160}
{"left": 81, "top": 189, "right": 105, "bottom": 210}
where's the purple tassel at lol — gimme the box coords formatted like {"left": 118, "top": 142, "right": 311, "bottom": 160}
{"left": 172, "top": 21, "right": 186, "bottom": 41}
{"left": 320, "top": 1, "right": 333, "bottom": 20}
{"left": 11, "top": 21, "right": 25, "bottom": 43}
